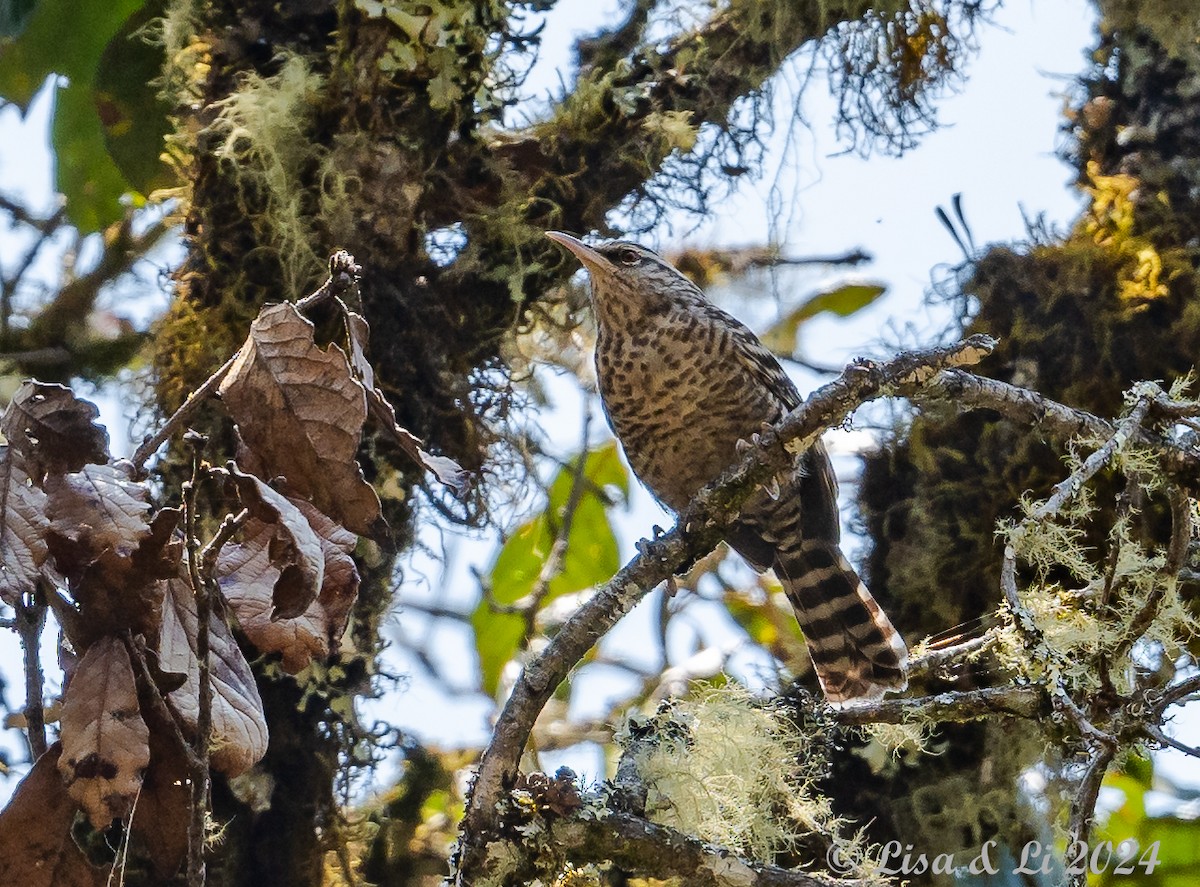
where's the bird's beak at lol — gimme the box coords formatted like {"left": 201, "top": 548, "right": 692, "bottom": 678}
{"left": 546, "top": 231, "right": 614, "bottom": 277}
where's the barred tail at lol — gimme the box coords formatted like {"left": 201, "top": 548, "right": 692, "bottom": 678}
{"left": 776, "top": 540, "right": 908, "bottom": 706}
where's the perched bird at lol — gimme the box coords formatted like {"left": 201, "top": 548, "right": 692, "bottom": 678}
{"left": 546, "top": 232, "right": 907, "bottom": 704}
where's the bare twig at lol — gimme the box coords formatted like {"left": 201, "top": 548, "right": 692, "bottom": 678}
{"left": 198, "top": 507, "right": 250, "bottom": 576}
{"left": 1065, "top": 745, "right": 1116, "bottom": 887}
{"left": 15, "top": 593, "right": 47, "bottom": 759}
{"left": 1145, "top": 724, "right": 1200, "bottom": 759}
{"left": 126, "top": 635, "right": 203, "bottom": 771}
{"left": 455, "top": 335, "right": 996, "bottom": 883}
{"left": 1113, "top": 484, "right": 1191, "bottom": 659}
{"left": 183, "top": 434, "right": 211, "bottom": 887}
{"left": 132, "top": 353, "right": 237, "bottom": 472}
{"left": 520, "top": 412, "right": 593, "bottom": 638}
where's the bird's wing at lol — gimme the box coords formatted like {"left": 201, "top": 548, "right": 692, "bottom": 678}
{"left": 700, "top": 302, "right": 804, "bottom": 412}
{"left": 702, "top": 302, "right": 843, "bottom": 541}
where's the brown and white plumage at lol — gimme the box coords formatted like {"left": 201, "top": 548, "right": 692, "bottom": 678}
{"left": 547, "top": 232, "right": 907, "bottom": 704}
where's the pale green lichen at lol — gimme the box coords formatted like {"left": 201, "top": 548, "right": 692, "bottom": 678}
{"left": 207, "top": 54, "right": 327, "bottom": 292}
{"left": 856, "top": 721, "right": 936, "bottom": 775}
{"left": 621, "top": 687, "right": 882, "bottom": 882}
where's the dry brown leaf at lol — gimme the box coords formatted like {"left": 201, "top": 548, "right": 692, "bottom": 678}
{"left": 45, "top": 462, "right": 151, "bottom": 558}
{"left": 219, "top": 497, "right": 360, "bottom": 672}
{"left": 128, "top": 691, "right": 193, "bottom": 879}
{"left": 1, "top": 380, "right": 110, "bottom": 479}
{"left": 0, "top": 447, "right": 50, "bottom": 606}
{"left": 58, "top": 636, "right": 151, "bottom": 828}
{"left": 292, "top": 497, "right": 360, "bottom": 644}
{"left": 159, "top": 574, "right": 269, "bottom": 775}
{"left": 45, "top": 507, "right": 179, "bottom": 647}
{"left": 345, "top": 309, "right": 470, "bottom": 495}
{"left": 218, "top": 302, "right": 384, "bottom": 537}
{"left": 0, "top": 743, "right": 108, "bottom": 887}
{"left": 344, "top": 309, "right": 376, "bottom": 391}
{"left": 219, "top": 535, "right": 327, "bottom": 672}
{"left": 224, "top": 464, "right": 324, "bottom": 619}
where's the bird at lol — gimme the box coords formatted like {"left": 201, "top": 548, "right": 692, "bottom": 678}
{"left": 546, "top": 231, "right": 907, "bottom": 705}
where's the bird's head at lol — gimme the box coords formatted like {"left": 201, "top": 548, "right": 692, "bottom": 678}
{"left": 546, "top": 231, "right": 700, "bottom": 321}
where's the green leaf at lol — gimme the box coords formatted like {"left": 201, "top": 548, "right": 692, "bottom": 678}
{"left": 0, "top": 0, "right": 150, "bottom": 231}
{"left": 95, "top": 0, "right": 173, "bottom": 195}
{"left": 760, "top": 282, "right": 887, "bottom": 355}
{"left": 471, "top": 442, "right": 629, "bottom": 696}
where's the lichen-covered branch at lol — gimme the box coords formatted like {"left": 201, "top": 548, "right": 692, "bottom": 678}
{"left": 548, "top": 809, "right": 859, "bottom": 887}
{"left": 912, "top": 370, "right": 1200, "bottom": 476}
{"left": 832, "top": 685, "right": 1041, "bottom": 727}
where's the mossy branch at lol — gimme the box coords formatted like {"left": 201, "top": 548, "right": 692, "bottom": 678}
{"left": 832, "top": 685, "right": 1041, "bottom": 727}
{"left": 546, "top": 808, "right": 859, "bottom": 887}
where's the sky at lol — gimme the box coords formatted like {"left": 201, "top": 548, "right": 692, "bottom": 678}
{"left": 2, "top": 0, "right": 1198, "bottom": 814}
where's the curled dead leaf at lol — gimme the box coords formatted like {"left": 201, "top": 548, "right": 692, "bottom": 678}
{"left": 218, "top": 496, "right": 359, "bottom": 673}
{"left": 217, "top": 302, "right": 384, "bottom": 537}
{"left": 57, "top": 636, "right": 151, "bottom": 828}
{"left": 159, "top": 574, "right": 268, "bottom": 776}
{"left": 223, "top": 464, "right": 324, "bottom": 619}
{"left": 0, "top": 447, "right": 50, "bottom": 606}
{"left": 1, "top": 380, "right": 109, "bottom": 479}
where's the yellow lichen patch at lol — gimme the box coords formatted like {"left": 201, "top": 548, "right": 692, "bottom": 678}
{"left": 1079, "top": 160, "right": 1181, "bottom": 306}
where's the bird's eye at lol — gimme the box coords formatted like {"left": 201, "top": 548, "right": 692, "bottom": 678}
{"left": 618, "top": 249, "right": 640, "bottom": 266}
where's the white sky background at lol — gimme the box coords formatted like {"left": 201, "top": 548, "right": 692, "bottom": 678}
{"left": 1, "top": 0, "right": 1197, "bottom": 811}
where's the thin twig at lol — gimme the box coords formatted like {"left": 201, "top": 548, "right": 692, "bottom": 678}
{"left": 1145, "top": 724, "right": 1200, "bottom": 759}
{"left": 198, "top": 507, "right": 250, "bottom": 576}
{"left": 1113, "top": 485, "right": 1191, "bottom": 659}
{"left": 126, "top": 636, "right": 203, "bottom": 770}
{"left": 183, "top": 436, "right": 210, "bottom": 887}
{"left": 132, "top": 353, "right": 237, "bottom": 472}
{"left": 15, "top": 593, "right": 47, "bottom": 760}
{"left": 1065, "top": 745, "right": 1116, "bottom": 887}
{"left": 520, "top": 411, "right": 592, "bottom": 639}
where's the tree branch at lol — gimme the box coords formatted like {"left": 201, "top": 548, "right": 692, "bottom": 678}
{"left": 832, "top": 685, "right": 1041, "bottom": 727}
{"left": 549, "top": 808, "right": 863, "bottom": 887}
{"left": 1065, "top": 744, "right": 1116, "bottom": 887}
{"left": 913, "top": 370, "right": 1200, "bottom": 476}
